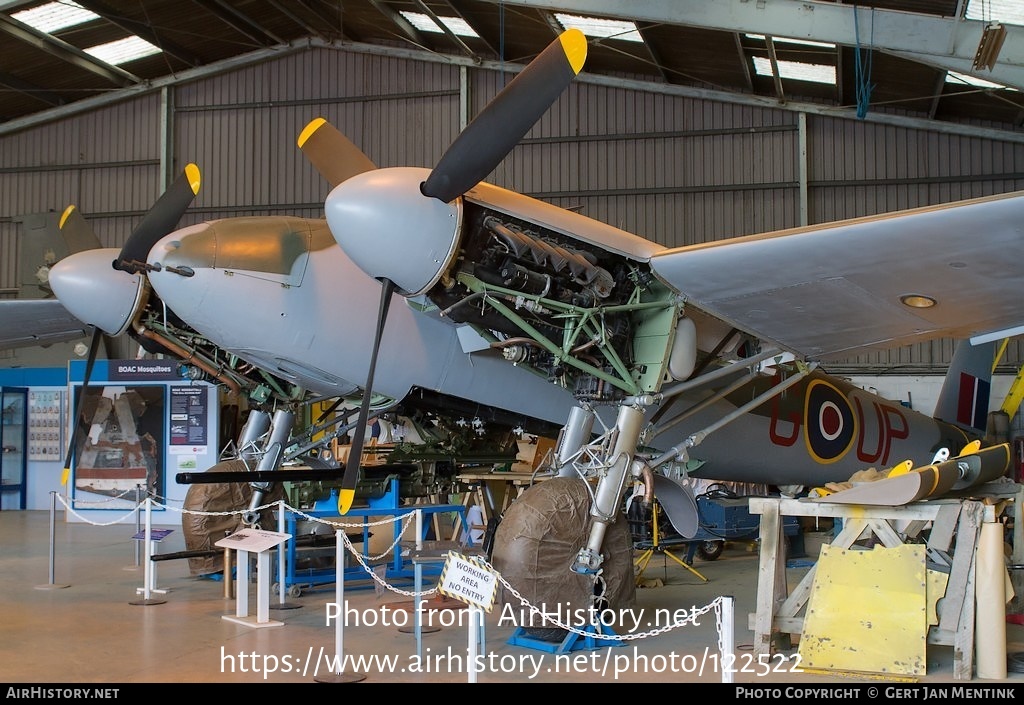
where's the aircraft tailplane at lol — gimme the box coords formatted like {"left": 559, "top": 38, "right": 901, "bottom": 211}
{"left": 933, "top": 339, "right": 997, "bottom": 433}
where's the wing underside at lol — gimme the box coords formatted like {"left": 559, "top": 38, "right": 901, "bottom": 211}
{"left": 650, "top": 190, "right": 1024, "bottom": 360}
{"left": 0, "top": 299, "right": 91, "bottom": 350}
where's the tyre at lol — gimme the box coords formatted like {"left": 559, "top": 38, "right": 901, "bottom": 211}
{"left": 696, "top": 540, "right": 724, "bottom": 561}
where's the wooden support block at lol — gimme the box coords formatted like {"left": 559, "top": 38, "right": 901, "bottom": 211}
{"left": 928, "top": 503, "right": 962, "bottom": 552}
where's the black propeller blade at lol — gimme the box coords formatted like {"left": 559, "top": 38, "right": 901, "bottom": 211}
{"left": 114, "top": 163, "right": 201, "bottom": 273}
{"left": 60, "top": 327, "right": 102, "bottom": 487}
{"left": 420, "top": 28, "right": 587, "bottom": 204}
{"left": 337, "top": 277, "right": 395, "bottom": 514}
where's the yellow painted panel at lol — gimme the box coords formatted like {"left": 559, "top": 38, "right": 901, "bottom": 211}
{"left": 799, "top": 544, "right": 928, "bottom": 676}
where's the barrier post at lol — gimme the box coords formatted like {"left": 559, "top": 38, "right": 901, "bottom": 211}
{"left": 468, "top": 604, "right": 482, "bottom": 683}
{"left": 313, "top": 530, "right": 366, "bottom": 683}
{"left": 132, "top": 484, "right": 142, "bottom": 567}
{"left": 271, "top": 499, "right": 300, "bottom": 611}
{"left": 722, "top": 595, "right": 735, "bottom": 684}
{"left": 34, "top": 490, "right": 69, "bottom": 590}
{"left": 129, "top": 498, "right": 165, "bottom": 606}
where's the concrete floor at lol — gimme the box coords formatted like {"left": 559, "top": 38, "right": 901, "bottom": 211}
{"left": 3, "top": 508, "right": 1024, "bottom": 685}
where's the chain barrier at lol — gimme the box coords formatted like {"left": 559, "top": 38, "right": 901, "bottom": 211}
{"left": 482, "top": 553, "right": 723, "bottom": 642}
{"left": 51, "top": 492, "right": 728, "bottom": 648}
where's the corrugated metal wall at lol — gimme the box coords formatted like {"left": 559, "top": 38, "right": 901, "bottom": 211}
{"left": 1, "top": 44, "right": 1022, "bottom": 369}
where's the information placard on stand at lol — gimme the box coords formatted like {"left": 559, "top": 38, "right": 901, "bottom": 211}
{"left": 216, "top": 529, "right": 292, "bottom": 628}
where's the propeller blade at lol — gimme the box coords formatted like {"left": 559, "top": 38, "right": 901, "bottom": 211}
{"left": 115, "top": 163, "right": 201, "bottom": 272}
{"left": 60, "top": 327, "right": 102, "bottom": 486}
{"left": 57, "top": 205, "right": 102, "bottom": 254}
{"left": 338, "top": 277, "right": 395, "bottom": 514}
{"left": 297, "top": 117, "right": 377, "bottom": 189}
{"left": 421, "top": 28, "right": 587, "bottom": 203}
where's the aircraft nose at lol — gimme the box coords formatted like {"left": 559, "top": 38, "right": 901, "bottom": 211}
{"left": 49, "top": 248, "right": 146, "bottom": 336}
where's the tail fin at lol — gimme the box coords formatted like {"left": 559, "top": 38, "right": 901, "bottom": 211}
{"left": 933, "top": 339, "right": 997, "bottom": 433}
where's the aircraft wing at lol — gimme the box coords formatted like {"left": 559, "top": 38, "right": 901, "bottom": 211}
{"left": 649, "top": 190, "right": 1024, "bottom": 360}
{"left": 0, "top": 299, "right": 91, "bottom": 350}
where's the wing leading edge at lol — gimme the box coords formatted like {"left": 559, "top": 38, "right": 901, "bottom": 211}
{"left": 650, "top": 190, "right": 1024, "bottom": 360}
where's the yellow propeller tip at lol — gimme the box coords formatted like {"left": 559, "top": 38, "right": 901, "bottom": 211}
{"left": 887, "top": 460, "right": 914, "bottom": 478}
{"left": 337, "top": 488, "right": 355, "bottom": 515}
{"left": 58, "top": 205, "right": 77, "bottom": 230}
{"left": 559, "top": 28, "right": 588, "bottom": 75}
{"left": 60, "top": 468, "right": 70, "bottom": 486}
{"left": 298, "top": 117, "right": 327, "bottom": 148}
{"left": 959, "top": 439, "right": 982, "bottom": 456}
{"left": 184, "top": 163, "right": 201, "bottom": 195}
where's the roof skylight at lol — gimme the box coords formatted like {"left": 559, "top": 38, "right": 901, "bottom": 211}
{"left": 946, "top": 70, "right": 1015, "bottom": 90}
{"left": 966, "top": 0, "right": 1024, "bottom": 26}
{"left": 745, "top": 33, "right": 835, "bottom": 49}
{"left": 84, "top": 36, "right": 161, "bottom": 65}
{"left": 555, "top": 13, "right": 642, "bottom": 43}
{"left": 753, "top": 56, "right": 836, "bottom": 84}
{"left": 12, "top": 0, "right": 98, "bottom": 33}
{"left": 399, "top": 11, "right": 479, "bottom": 37}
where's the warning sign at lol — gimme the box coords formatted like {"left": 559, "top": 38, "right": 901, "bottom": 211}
{"left": 437, "top": 552, "right": 497, "bottom": 613}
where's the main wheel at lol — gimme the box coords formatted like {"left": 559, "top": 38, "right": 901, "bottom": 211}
{"left": 696, "top": 540, "right": 724, "bottom": 561}
{"left": 491, "top": 477, "right": 636, "bottom": 637}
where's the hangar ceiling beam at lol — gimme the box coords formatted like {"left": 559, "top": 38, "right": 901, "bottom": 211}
{"left": 267, "top": 0, "right": 326, "bottom": 41}
{"left": 493, "top": 0, "right": 1024, "bottom": 90}
{"left": 413, "top": 0, "right": 477, "bottom": 58}
{"left": 636, "top": 23, "right": 671, "bottom": 84}
{"left": 367, "top": 0, "right": 428, "bottom": 47}
{"left": 0, "top": 13, "right": 138, "bottom": 87}
{"left": 299, "top": 0, "right": 361, "bottom": 42}
{"left": 0, "top": 71, "right": 64, "bottom": 108}
{"left": 444, "top": 0, "right": 501, "bottom": 58}
{"left": 191, "top": 0, "right": 283, "bottom": 46}
{"left": 74, "top": 0, "right": 202, "bottom": 66}
{"left": 4, "top": 37, "right": 1024, "bottom": 146}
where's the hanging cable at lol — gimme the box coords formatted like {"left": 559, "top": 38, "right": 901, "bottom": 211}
{"left": 499, "top": 1, "right": 505, "bottom": 80}
{"left": 854, "top": 6, "right": 876, "bottom": 119}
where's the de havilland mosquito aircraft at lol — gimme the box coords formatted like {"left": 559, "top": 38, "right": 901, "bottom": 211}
{"left": 35, "top": 30, "right": 1024, "bottom": 599}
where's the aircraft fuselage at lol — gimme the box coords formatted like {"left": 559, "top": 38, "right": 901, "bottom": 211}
{"left": 143, "top": 211, "right": 978, "bottom": 489}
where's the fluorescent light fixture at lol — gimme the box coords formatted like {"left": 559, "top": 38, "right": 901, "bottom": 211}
{"left": 753, "top": 56, "right": 836, "bottom": 85}
{"left": 12, "top": 0, "right": 98, "bottom": 33}
{"left": 555, "top": 13, "right": 642, "bottom": 43}
{"left": 84, "top": 36, "right": 161, "bottom": 65}
{"left": 398, "top": 11, "right": 479, "bottom": 37}
{"left": 745, "top": 33, "right": 835, "bottom": 49}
